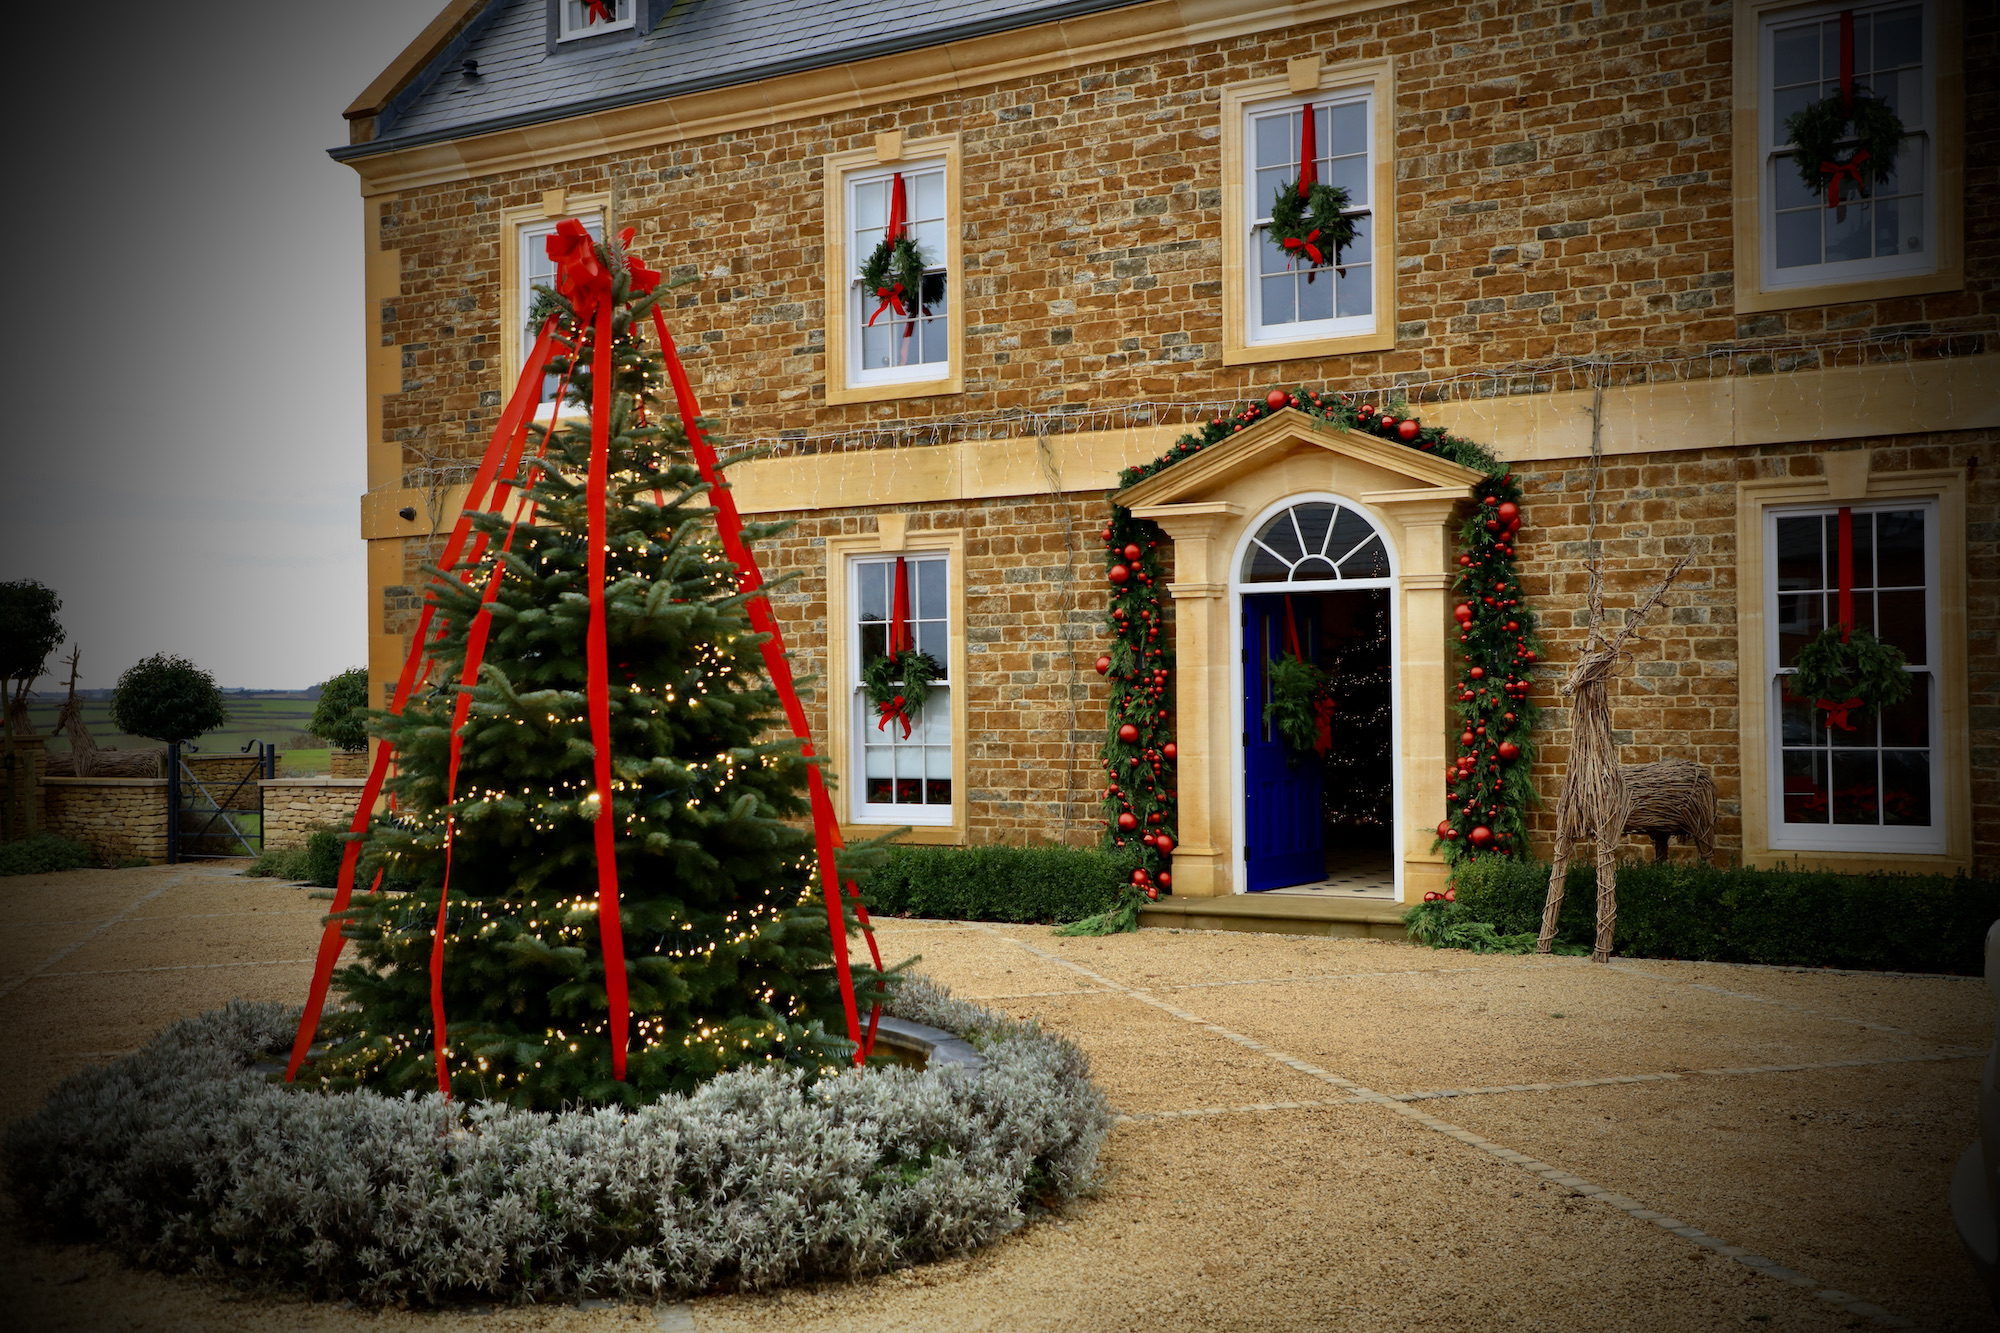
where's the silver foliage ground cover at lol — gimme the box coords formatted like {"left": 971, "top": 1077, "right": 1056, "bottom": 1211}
{"left": 2, "top": 977, "right": 1110, "bottom": 1305}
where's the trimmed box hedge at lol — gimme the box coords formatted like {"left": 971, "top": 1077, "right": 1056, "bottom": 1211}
{"left": 0, "top": 834, "right": 94, "bottom": 877}
{"left": 1448, "top": 856, "right": 2000, "bottom": 975}
{"left": 859, "top": 844, "right": 1130, "bottom": 925}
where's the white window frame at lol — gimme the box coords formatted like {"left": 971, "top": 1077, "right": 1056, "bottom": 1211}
{"left": 848, "top": 551, "right": 955, "bottom": 827}
{"left": 557, "top": 0, "right": 634, "bottom": 42}
{"left": 843, "top": 159, "right": 951, "bottom": 390}
{"left": 1764, "top": 498, "right": 1944, "bottom": 855}
{"left": 1243, "top": 89, "right": 1377, "bottom": 347}
{"left": 516, "top": 212, "right": 604, "bottom": 420}
{"left": 1759, "top": 0, "right": 1938, "bottom": 292}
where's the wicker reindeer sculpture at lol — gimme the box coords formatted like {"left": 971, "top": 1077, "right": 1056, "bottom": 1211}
{"left": 1535, "top": 553, "right": 1695, "bottom": 963}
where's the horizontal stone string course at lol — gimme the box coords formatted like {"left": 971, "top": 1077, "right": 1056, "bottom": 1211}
{"left": 988, "top": 929, "right": 1928, "bottom": 1329}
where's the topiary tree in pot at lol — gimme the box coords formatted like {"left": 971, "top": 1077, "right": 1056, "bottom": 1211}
{"left": 309, "top": 667, "right": 370, "bottom": 752}
{"left": 111, "top": 654, "right": 228, "bottom": 747}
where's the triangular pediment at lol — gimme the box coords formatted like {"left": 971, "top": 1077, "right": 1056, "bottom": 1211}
{"left": 1117, "top": 408, "right": 1485, "bottom": 508}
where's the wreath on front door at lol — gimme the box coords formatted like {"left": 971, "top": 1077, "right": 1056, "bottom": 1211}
{"left": 1786, "top": 625, "right": 1911, "bottom": 731}
{"left": 1268, "top": 181, "right": 1355, "bottom": 277}
{"left": 1263, "top": 654, "right": 1335, "bottom": 757}
{"left": 863, "top": 648, "right": 941, "bottom": 739}
{"left": 1784, "top": 93, "right": 1904, "bottom": 210}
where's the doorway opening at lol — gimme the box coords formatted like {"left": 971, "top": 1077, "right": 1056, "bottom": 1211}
{"left": 1242, "top": 587, "right": 1394, "bottom": 894}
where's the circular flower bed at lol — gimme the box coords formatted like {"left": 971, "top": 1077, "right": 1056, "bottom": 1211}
{"left": 2, "top": 978, "right": 1110, "bottom": 1306}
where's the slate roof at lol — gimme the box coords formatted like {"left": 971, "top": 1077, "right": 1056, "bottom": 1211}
{"left": 334, "top": 0, "right": 1151, "bottom": 161}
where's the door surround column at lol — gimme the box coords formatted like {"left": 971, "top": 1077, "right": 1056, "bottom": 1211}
{"left": 1133, "top": 501, "right": 1239, "bottom": 897}
{"left": 1360, "top": 488, "right": 1462, "bottom": 903}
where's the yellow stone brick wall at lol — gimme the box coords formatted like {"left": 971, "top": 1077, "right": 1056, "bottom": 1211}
{"left": 356, "top": 0, "right": 1997, "bottom": 871}
{"left": 260, "top": 780, "right": 367, "bottom": 850}
{"left": 43, "top": 779, "right": 169, "bottom": 865}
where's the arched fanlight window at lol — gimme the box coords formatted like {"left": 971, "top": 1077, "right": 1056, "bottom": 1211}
{"left": 1242, "top": 501, "right": 1390, "bottom": 583}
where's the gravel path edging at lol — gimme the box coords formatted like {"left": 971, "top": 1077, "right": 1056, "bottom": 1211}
{"left": 989, "top": 928, "right": 1936, "bottom": 1332}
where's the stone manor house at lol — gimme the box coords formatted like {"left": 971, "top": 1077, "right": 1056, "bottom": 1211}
{"left": 338, "top": 0, "right": 1996, "bottom": 910}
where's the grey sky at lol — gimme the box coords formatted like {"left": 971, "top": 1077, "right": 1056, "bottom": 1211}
{"left": 0, "top": 2, "right": 438, "bottom": 690}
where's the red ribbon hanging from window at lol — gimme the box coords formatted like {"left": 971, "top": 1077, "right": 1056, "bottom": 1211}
{"left": 650, "top": 304, "right": 883, "bottom": 1065}
{"left": 877, "top": 556, "right": 916, "bottom": 739}
{"left": 889, "top": 556, "right": 912, "bottom": 655}
{"left": 584, "top": 0, "right": 616, "bottom": 24}
{"left": 1815, "top": 504, "right": 1864, "bottom": 732}
{"left": 1296, "top": 103, "right": 1318, "bottom": 197}
{"left": 1838, "top": 9, "right": 1856, "bottom": 110}
{"left": 867, "top": 173, "right": 914, "bottom": 330}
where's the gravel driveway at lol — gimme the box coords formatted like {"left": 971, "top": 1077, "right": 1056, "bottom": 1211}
{"left": 3, "top": 864, "right": 1992, "bottom": 1332}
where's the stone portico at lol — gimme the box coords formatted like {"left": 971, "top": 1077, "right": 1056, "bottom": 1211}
{"left": 1117, "top": 409, "right": 1483, "bottom": 904}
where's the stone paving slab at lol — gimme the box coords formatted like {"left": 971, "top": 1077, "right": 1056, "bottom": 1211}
{"left": 1440, "top": 1063, "right": 1993, "bottom": 1332}
{"left": 991, "top": 991, "right": 1336, "bottom": 1115}
{"left": 1605, "top": 957, "right": 1994, "bottom": 1050}
{"left": 871, "top": 928, "right": 1103, "bottom": 999}
{"left": 1172, "top": 963, "right": 1944, "bottom": 1094}
{"left": 1, "top": 870, "right": 1992, "bottom": 1332}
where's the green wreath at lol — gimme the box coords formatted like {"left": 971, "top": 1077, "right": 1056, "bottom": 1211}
{"left": 1784, "top": 92, "right": 1904, "bottom": 206}
{"left": 1263, "top": 655, "right": 1333, "bottom": 754}
{"left": 1267, "top": 180, "right": 1356, "bottom": 276}
{"left": 858, "top": 235, "right": 928, "bottom": 325}
{"left": 862, "top": 649, "right": 941, "bottom": 733}
{"left": 1787, "top": 625, "right": 1911, "bottom": 722}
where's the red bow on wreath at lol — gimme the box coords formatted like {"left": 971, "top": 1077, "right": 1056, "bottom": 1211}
{"left": 1282, "top": 228, "right": 1325, "bottom": 268}
{"left": 868, "top": 283, "right": 907, "bottom": 326}
{"left": 1820, "top": 149, "right": 1870, "bottom": 210}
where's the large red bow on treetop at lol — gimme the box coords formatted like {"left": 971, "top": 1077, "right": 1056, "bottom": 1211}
{"left": 1821, "top": 150, "right": 1870, "bottom": 210}
{"left": 548, "top": 218, "right": 614, "bottom": 314}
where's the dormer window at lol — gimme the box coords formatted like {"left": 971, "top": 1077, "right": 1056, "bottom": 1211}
{"left": 558, "top": 0, "right": 634, "bottom": 42}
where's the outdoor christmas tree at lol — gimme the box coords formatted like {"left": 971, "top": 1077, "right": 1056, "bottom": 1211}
{"left": 304, "top": 237, "right": 882, "bottom": 1109}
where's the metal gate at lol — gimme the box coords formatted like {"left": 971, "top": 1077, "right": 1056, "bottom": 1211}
{"left": 166, "top": 741, "right": 276, "bottom": 861}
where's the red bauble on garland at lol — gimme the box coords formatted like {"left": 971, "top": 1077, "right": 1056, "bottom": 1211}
{"left": 1109, "top": 564, "right": 1130, "bottom": 584}
{"left": 1118, "top": 723, "right": 1139, "bottom": 742}
{"left": 1266, "top": 389, "right": 1292, "bottom": 411}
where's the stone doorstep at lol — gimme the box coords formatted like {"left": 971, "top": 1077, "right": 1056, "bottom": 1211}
{"left": 1138, "top": 892, "right": 1408, "bottom": 940}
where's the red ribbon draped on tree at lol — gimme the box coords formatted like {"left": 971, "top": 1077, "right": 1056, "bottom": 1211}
{"left": 287, "top": 223, "right": 883, "bottom": 1092}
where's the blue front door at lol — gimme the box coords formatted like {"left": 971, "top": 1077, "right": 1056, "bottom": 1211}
{"left": 1244, "top": 594, "right": 1325, "bottom": 891}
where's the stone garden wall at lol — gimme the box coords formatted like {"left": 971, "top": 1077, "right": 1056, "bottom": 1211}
{"left": 43, "top": 778, "right": 169, "bottom": 865}
{"left": 260, "top": 779, "right": 367, "bottom": 850}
